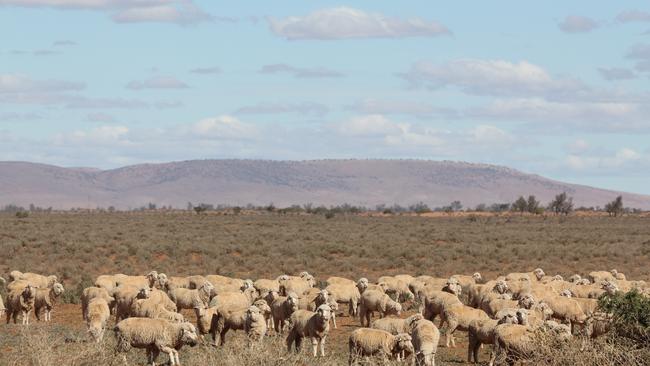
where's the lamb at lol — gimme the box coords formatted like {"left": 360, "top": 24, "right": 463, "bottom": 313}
{"left": 34, "top": 282, "right": 65, "bottom": 322}
{"left": 168, "top": 283, "right": 213, "bottom": 311}
{"left": 114, "top": 317, "right": 199, "bottom": 366}
{"left": 440, "top": 303, "right": 491, "bottom": 348}
{"left": 81, "top": 287, "right": 115, "bottom": 320}
{"left": 359, "top": 289, "right": 402, "bottom": 327}
{"left": 130, "top": 298, "right": 185, "bottom": 323}
{"left": 348, "top": 328, "right": 414, "bottom": 365}
{"left": 270, "top": 291, "right": 299, "bottom": 333}
{"left": 371, "top": 313, "right": 423, "bottom": 335}
{"left": 411, "top": 318, "right": 440, "bottom": 366}
{"left": 286, "top": 304, "right": 332, "bottom": 357}
{"left": 326, "top": 282, "right": 362, "bottom": 316}
{"left": 114, "top": 286, "right": 150, "bottom": 321}
{"left": 86, "top": 298, "right": 110, "bottom": 342}
{"left": 6, "top": 284, "right": 36, "bottom": 325}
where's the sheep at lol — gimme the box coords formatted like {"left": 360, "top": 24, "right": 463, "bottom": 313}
{"left": 6, "top": 284, "right": 36, "bottom": 325}
{"left": 115, "top": 271, "right": 158, "bottom": 289}
{"left": 286, "top": 304, "right": 332, "bottom": 357}
{"left": 568, "top": 274, "right": 583, "bottom": 283}
{"left": 411, "top": 318, "right": 440, "bottom": 366}
{"left": 325, "top": 276, "right": 356, "bottom": 287}
{"left": 480, "top": 296, "right": 518, "bottom": 318}
{"left": 252, "top": 299, "right": 272, "bottom": 333}
{"left": 86, "top": 298, "right": 110, "bottom": 343}
{"left": 10, "top": 272, "right": 58, "bottom": 289}
{"left": 279, "top": 277, "right": 313, "bottom": 297}
{"left": 371, "top": 313, "right": 423, "bottom": 335}
{"left": 206, "top": 275, "right": 252, "bottom": 293}
{"left": 81, "top": 287, "right": 115, "bottom": 320}
{"left": 270, "top": 291, "right": 299, "bottom": 333}
{"left": 539, "top": 294, "right": 588, "bottom": 335}
{"left": 450, "top": 272, "right": 483, "bottom": 295}
{"left": 467, "top": 309, "right": 522, "bottom": 364}
{"left": 253, "top": 278, "right": 280, "bottom": 299}
{"left": 95, "top": 275, "right": 118, "bottom": 293}
{"left": 559, "top": 290, "right": 598, "bottom": 316}
{"left": 208, "top": 286, "right": 256, "bottom": 310}
{"left": 146, "top": 288, "right": 177, "bottom": 312}
{"left": 493, "top": 320, "right": 571, "bottom": 366}
{"left": 348, "top": 329, "right": 414, "bottom": 365}
{"left": 114, "top": 317, "right": 199, "bottom": 366}
{"left": 209, "top": 305, "right": 258, "bottom": 346}
{"left": 440, "top": 303, "right": 490, "bottom": 348}
{"left": 587, "top": 270, "right": 616, "bottom": 284}
{"left": 168, "top": 283, "right": 213, "bottom": 312}
{"left": 184, "top": 275, "right": 209, "bottom": 289}
{"left": 359, "top": 289, "right": 402, "bottom": 327}
{"left": 130, "top": 298, "right": 185, "bottom": 323}
{"left": 244, "top": 305, "right": 267, "bottom": 345}
{"left": 421, "top": 287, "right": 462, "bottom": 325}
{"left": 326, "top": 282, "right": 362, "bottom": 317}
{"left": 377, "top": 276, "right": 415, "bottom": 302}
{"left": 34, "top": 282, "right": 65, "bottom": 322}
{"left": 114, "top": 286, "right": 150, "bottom": 321}
{"left": 8, "top": 270, "right": 23, "bottom": 282}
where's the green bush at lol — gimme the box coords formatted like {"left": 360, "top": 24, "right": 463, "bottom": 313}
{"left": 598, "top": 289, "right": 650, "bottom": 344}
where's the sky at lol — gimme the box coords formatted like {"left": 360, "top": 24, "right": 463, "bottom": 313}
{"left": 1, "top": 1, "right": 650, "bottom": 194}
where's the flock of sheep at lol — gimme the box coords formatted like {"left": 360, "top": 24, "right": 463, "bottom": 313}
{"left": 1, "top": 268, "right": 649, "bottom": 365}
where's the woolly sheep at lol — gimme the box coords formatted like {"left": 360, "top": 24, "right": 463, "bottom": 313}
{"left": 559, "top": 291, "right": 598, "bottom": 317}
{"left": 95, "top": 275, "right": 118, "bottom": 293}
{"left": 168, "top": 283, "right": 213, "bottom": 312}
{"left": 11, "top": 272, "right": 58, "bottom": 289}
{"left": 359, "top": 289, "right": 402, "bottom": 327}
{"left": 279, "top": 277, "right": 313, "bottom": 297}
{"left": 131, "top": 298, "right": 185, "bottom": 323}
{"left": 252, "top": 299, "right": 272, "bottom": 332}
{"left": 114, "top": 317, "right": 199, "bottom": 366}
{"left": 270, "top": 292, "right": 299, "bottom": 333}
{"left": 371, "top": 313, "right": 423, "bottom": 335}
{"left": 86, "top": 298, "right": 110, "bottom": 343}
{"left": 325, "top": 276, "right": 356, "bottom": 287}
{"left": 208, "top": 286, "right": 256, "bottom": 310}
{"left": 253, "top": 278, "right": 280, "bottom": 299}
{"left": 587, "top": 270, "right": 616, "bottom": 284}
{"left": 286, "top": 304, "right": 332, "bottom": 357}
{"left": 326, "top": 282, "right": 362, "bottom": 317}
{"left": 411, "top": 318, "right": 440, "bottom": 366}
{"left": 450, "top": 273, "right": 483, "bottom": 296}
{"left": 440, "top": 303, "right": 490, "bottom": 348}
{"left": 421, "top": 289, "right": 462, "bottom": 325}
{"left": 245, "top": 305, "right": 267, "bottom": 345}
{"left": 493, "top": 321, "right": 571, "bottom": 365}
{"left": 377, "top": 277, "right": 415, "bottom": 302}
{"left": 348, "top": 328, "right": 414, "bottom": 365}
{"left": 34, "top": 282, "right": 64, "bottom": 322}
{"left": 466, "top": 309, "right": 522, "bottom": 364}
{"left": 115, "top": 271, "right": 158, "bottom": 289}
{"left": 81, "top": 287, "right": 115, "bottom": 320}
{"left": 209, "top": 305, "right": 257, "bottom": 346}
{"left": 114, "top": 285, "right": 150, "bottom": 321}
{"left": 539, "top": 294, "right": 588, "bottom": 335}
{"left": 6, "top": 284, "right": 36, "bottom": 325}
{"left": 146, "top": 288, "right": 177, "bottom": 312}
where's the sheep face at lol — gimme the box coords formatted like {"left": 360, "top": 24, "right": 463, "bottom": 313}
{"left": 180, "top": 324, "right": 199, "bottom": 347}
{"left": 316, "top": 304, "right": 332, "bottom": 322}
{"left": 393, "top": 334, "right": 414, "bottom": 357}
{"left": 536, "top": 302, "right": 554, "bottom": 320}
{"left": 472, "top": 272, "right": 482, "bottom": 283}
{"left": 533, "top": 268, "right": 545, "bottom": 280}
{"left": 405, "top": 314, "right": 424, "bottom": 330}
{"left": 568, "top": 274, "right": 582, "bottom": 283}
{"left": 287, "top": 294, "right": 299, "bottom": 312}
{"left": 516, "top": 309, "right": 529, "bottom": 325}
{"left": 494, "top": 280, "right": 508, "bottom": 294}
{"left": 146, "top": 271, "right": 158, "bottom": 287}
{"left": 52, "top": 283, "right": 65, "bottom": 296}
{"left": 559, "top": 290, "right": 572, "bottom": 298}
{"left": 137, "top": 287, "right": 150, "bottom": 299}
{"left": 386, "top": 301, "right": 402, "bottom": 317}
{"left": 518, "top": 294, "right": 536, "bottom": 309}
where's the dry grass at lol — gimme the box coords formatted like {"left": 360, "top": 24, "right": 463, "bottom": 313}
{"left": 1, "top": 212, "right": 649, "bottom": 365}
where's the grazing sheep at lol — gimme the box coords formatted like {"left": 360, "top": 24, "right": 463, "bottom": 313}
{"left": 114, "top": 286, "right": 150, "bottom": 321}
{"left": 467, "top": 309, "right": 521, "bottom": 364}
{"left": 325, "top": 276, "right": 356, "bottom": 287}
{"left": 326, "top": 282, "right": 362, "bottom": 317}
{"left": 210, "top": 305, "right": 260, "bottom": 346}
{"left": 560, "top": 291, "right": 598, "bottom": 317}
{"left": 146, "top": 288, "right": 177, "bottom": 313}
{"left": 440, "top": 303, "right": 491, "bottom": 348}
{"left": 377, "top": 277, "right": 415, "bottom": 302}
{"left": 270, "top": 292, "right": 299, "bottom": 333}
{"left": 348, "top": 329, "right": 414, "bottom": 365}
{"left": 359, "top": 289, "right": 402, "bottom": 327}
{"left": 286, "top": 304, "right": 332, "bottom": 357}
{"left": 94, "top": 275, "right": 119, "bottom": 293}
{"left": 493, "top": 321, "right": 571, "bottom": 366}
{"left": 193, "top": 306, "right": 219, "bottom": 344}
{"left": 168, "top": 283, "right": 213, "bottom": 312}
{"left": 34, "top": 282, "right": 65, "bottom": 322}
{"left": 279, "top": 277, "right": 313, "bottom": 297}
{"left": 114, "top": 317, "right": 199, "bottom": 366}
{"left": 209, "top": 286, "right": 256, "bottom": 310}
{"left": 86, "top": 298, "right": 110, "bottom": 343}
{"left": 253, "top": 278, "right": 280, "bottom": 299}
{"left": 541, "top": 295, "right": 589, "bottom": 334}
{"left": 6, "top": 284, "right": 37, "bottom": 325}
{"left": 421, "top": 287, "right": 462, "bottom": 325}
{"left": 81, "top": 287, "right": 115, "bottom": 320}
{"left": 11, "top": 272, "right": 58, "bottom": 289}
{"left": 371, "top": 313, "right": 423, "bottom": 335}
{"left": 130, "top": 298, "right": 185, "bottom": 323}
{"left": 411, "top": 318, "right": 440, "bottom": 366}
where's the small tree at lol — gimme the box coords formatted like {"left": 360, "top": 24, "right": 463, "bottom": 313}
{"left": 548, "top": 192, "right": 573, "bottom": 216}
{"left": 409, "top": 202, "right": 431, "bottom": 215}
{"left": 512, "top": 196, "right": 528, "bottom": 214}
{"left": 526, "top": 195, "right": 540, "bottom": 214}
{"left": 605, "top": 196, "right": 624, "bottom": 217}
{"left": 450, "top": 201, "right": 463, "bottom": 212}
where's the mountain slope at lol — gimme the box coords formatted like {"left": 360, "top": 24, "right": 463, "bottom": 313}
{"left": 0, "top": 159, "right": 648, "bottom": 210}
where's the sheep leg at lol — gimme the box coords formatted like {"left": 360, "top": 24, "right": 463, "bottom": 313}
{"left": 311, "top": 337, "right": 318, "bottom": 357}
{"left": 445, "top": 320, "right": 458, "bottom": 348}
{"left": 286, "top": 330, "right": 296, "bottom": 352}
{"left": 172, "top": 350, "right": 181, "bottom": 366}
{"left": 332, "top": 312, "right": 337, "bottom": 329}
{"left": 319, "top": 336, "right": 326, "bottom": 357}
{"left": 158, "top": 344, "right": 176, "bottom": 366}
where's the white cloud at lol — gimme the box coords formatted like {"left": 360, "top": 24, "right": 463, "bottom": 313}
{"left": 0, "top": 0, "right": 212, "bottom": 25}
{"left": 468, "top": 125, "right": 515, "bottom": 145}
{"left": 191, "top": 116, "right": 259, "bottom": 140}
{"left": 126, "top": 76, "right": 189, "bottom": 90}
{"left": 54, "top": 125, "right": 131, "bottom": 146}
{"left": 189, "top": 66, "right": 221, "bottom": 75}
{"left": 617, "top": 10, "right": 650, "bottom": 23}
{"left": 235, "top": 102, "right": 329, "bottom": 116}
{"left": 566, "top": 148, "right": 644, "bottom": 171}
{"left": 86, "top": 113, "right": 116, "bottom": 123}
{"left": 566, "top": 139, "right": 590, "bottom": 154}
{"left": 558, "top": 15, "right": 599, "bottom": 33}
{"left": 259, "top": 64, "right": 344, "bottom": 78}
{"left": 400, "top": 59, "right": 584, "bottom": 98}
{"left": 346, "top": 98, "right": 458, "bottom": 118}
{"left": 268, "top": 7, "right": 450, "bottom": 40}
{"left": 334, "top": 115, "right": 403, "bottom": 137}
{"left": 0, "top": 73, "right": 84, "bottom": 93}
{"left": 598, "top": 67, "right": 636, "bottom": 81}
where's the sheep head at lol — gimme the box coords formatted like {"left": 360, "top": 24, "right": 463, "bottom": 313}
{"left": 533, "top": 268, "right": 545, "bottom": 280}
{"left": 137, "top": 287, "right": 150, "bottom": 299}
{"left": 180, "top": 322, "right": 199, "bottom": 347}
{"left": 518, "top": 294, "right": 536, "bottom": 309}
{"left": 516, "top": 309, "right": 529, "bottom": 325}
{"left": 393, "top": 333, "right": 414, "bottom": 357}
{"left": 496, "top": 310, "right": 518, "bottom": 325}
{"left": 386, "top": 300, "right": 402, "bottom": 317}
{"left": 472, "top": 272, "right": 483, "bottom": 283}
{"left": 23, "top": 284, "right": 36, "bottom": 300}
{"left": 287, "top": 292, "right": 299, "bottom": 312}
{"left": 568, "top": 274, "right": 582, "bottom": 283}
{"left": 405, "top": 314, "right": 424, "bottom": 330}
{"left": 316, "top": 304, "right": 331, "bottom": 323}
{"left": 52, "top": 283, "right": 65, "bottom": 296}
{"left": 494, "top": 280, "right": 509, "bottom": 294}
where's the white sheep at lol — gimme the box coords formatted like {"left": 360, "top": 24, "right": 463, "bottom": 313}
{"left": 466, "top": 308, "right": 522, "bottom": 363}
{"left": 10, "top": 272, "right": 58, "bottom": 289}
{"left": 131, "top": 298, "right": 185, "bottom": 323}
{"left": 34, "top": 282, "right": 65, "bottom": 322}
{"left": 411, "top": 318, "right": 440, "bottom": 366}
{"left": 168, "top": 283, "right": 213, "bottom": 311}
{"left": 81, "top": 287, "right": 115, "bottom": 320}
{"left": 114, "top": 317, "right": 199, "bottom": 366}
{"left": 440, "top": 303, "right": 491, "bottom": 348}
{"left": 377, "top": 276, "right": 415, "bottom": 302}
{"left": 208, "top": 286, "right": 257, "bottom": 310}
{"left": 326, "top": 282, "right": 362, "bottom": 317}
{"left": 286, "top": 304, "right": 332, "bottom": 357}
{"left": 279, "top": 276, "right": 313, "bottom": 296}
{"left": 86, "top": 298, "right": 110, "bottom": 343}
{"left": 6, "top": 284, "right": 36, "bottom": 325}
{"left": 270, "top": 291, "right": 299, "bottom": 333}
{"left": 421, "top": 288, "right": 462, "bottom": 325}
{"left": 540, "top": 294, "right": 588, "bottom": 334}
{"left": 253, "top": 278, "right": 280, "bottom": 299}
{"left": 244, "top": 305, "right": 267, "bottom": 345}
{"left": 113, "top": 286, "right": 150, "bottom": 321}
{"left": 252, "top": 299, "right": 272, "bottom": 334}
{"left": 95, "top": 275, "right": 118, "bottom": 293}
{"left": 325, "top": 276, "right": 356, "bottom": 287}
{"left": 359, "top": 289, "right": 402, "bottom": 327}
{"left": 348, "top": 328, "right": 414, "bottom": 365}
{"left": 371, "top": 313, "right": 423, "bottom": 335}
{"left": 493, "top": 320, "right": 571, "bottom": 365}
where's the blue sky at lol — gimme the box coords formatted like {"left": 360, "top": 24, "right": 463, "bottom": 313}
{"left": 1, "top": 1, "right": 650, "bottom": 194}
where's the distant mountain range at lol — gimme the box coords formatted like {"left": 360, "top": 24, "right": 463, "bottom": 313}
{"left": 1, "top": 160, "right": 649, "bottom": 210}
